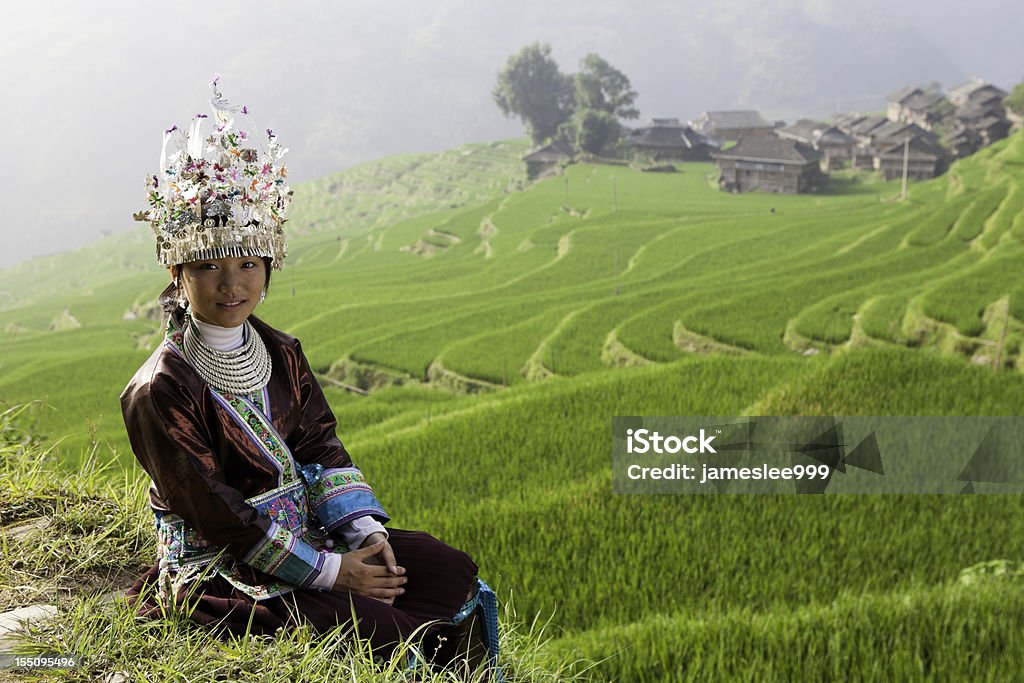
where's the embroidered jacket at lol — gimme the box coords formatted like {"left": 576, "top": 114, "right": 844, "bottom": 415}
{"left": 121, "top": 311, "right": 388, "bottom": 598}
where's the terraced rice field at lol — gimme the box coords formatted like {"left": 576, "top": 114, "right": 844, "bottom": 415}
{"left": 2, "top": 132, "right": 1024, "bottom": 680}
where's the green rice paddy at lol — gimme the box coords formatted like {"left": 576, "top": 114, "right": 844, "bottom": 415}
{"left": 3, "top": 131, "right": 1024, "bottom": 680}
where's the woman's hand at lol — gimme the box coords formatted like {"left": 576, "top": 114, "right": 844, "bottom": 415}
{"left": 360, "top": 532, "right": 405, "bottom": 605}
{"left": 360, "top": 531, "right": 403, "bottom": 576}
{"left": 333, "top": 539, "right": 407, "bottom": 605}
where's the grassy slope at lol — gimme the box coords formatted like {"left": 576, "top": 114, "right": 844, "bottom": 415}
{"left": 348, "top": 352, "right": 1024, "bottom": 681}
{"left": 0, "top": 410, "right": 585, "bottom": 683}
{"left": 2, "top": 132, "right": 1024, "bottom": 680}
{"left": 7, "top": 136, "right": 1023, "bottom": 453}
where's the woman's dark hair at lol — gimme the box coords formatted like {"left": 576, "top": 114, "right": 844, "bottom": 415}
{"left": 159, "top": 256, "right": 273, "bottom": 314}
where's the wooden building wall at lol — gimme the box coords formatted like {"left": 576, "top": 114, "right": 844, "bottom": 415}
{"left": 718, "top": 159, "right": 820, "bottom": 194}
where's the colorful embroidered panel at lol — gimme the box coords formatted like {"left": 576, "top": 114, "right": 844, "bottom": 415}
{"left": 210, "top": 390, "right": 298, "bottom": 487}
{"left": 249, "top": 385, "right": 271, "bottom": 419}
{"left": 246, "top": 480, "right": 307, "bottom": 532}
{"left": 306, "top": 467, "right": 390, "bottom": 532}
{"left": 156, "top": 512, "right": 223, "bottom": 572}
{"left": 242, "top": 520, "right": 326, "bottom": 588}
{"left": 217, "top": 561, "right": 298, "bottom": 601}
{"left": 156, "top": 479, "right": 333, "bottom": 600}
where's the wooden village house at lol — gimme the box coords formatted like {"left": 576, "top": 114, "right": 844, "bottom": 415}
{"left": 948, "top": 78, "right": 1007, "bottom": 109}
{"left": 886, "top": 86, "right": 921, "bottom": 121}
{"left": 881, "top": 78, "right": 1011, "bottom": 159}
{"left": 521, "top": 140, "right": 574, "bottom": 179}
{"left": 519, "top": 75, "right": 1011, "bottom": 189}
{"left": 948, "top": 79, "right": 1012, "bottom": 152}
{"left": 874, "top": 136, "right": 947, "bottom": 181}
{"left": 833, "top": 114, "right": 946, "bottom": 177}
{"left": 832, "top": 114, "right": 888, "bottom": 169}
{"left": 776, "top": 119, "right": 858, "bottom": 170}
{"left": 714, "top": 136, "right": 824, "bottom": 194}
{"left": 870, "top": 120, "right": 939, "bottom": 150}
{"left": 886, "top": 86, "right": 947, "bottom": 130}
{"left": 691, "top": 110, "right": 774, "bottom": 143}
{"left": 867, "top": 120, "right": 946, "bottom": 180}
{"left": 624, "top": 118, "right": 718, "bottom": 161}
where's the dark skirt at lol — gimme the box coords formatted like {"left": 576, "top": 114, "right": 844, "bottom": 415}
{"left": 126, "top": 529, "right": 479, "bottom": 660}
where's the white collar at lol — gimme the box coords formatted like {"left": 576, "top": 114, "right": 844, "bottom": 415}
{"left": 192, "top": 317, "right": 245, "bottom": 351}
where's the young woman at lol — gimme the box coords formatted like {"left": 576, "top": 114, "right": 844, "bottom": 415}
{"left": 122, "top": 78, "right": 498, "bottom": 674}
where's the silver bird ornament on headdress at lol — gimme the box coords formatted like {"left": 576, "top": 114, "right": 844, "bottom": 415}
{"left": 137, "top": 74, "right": 291, "bottom": 270}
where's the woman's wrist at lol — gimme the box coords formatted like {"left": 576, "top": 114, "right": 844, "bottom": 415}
{"left": 338, "top": 515, "right": 388, "bottom": 550}
{"left": 361, "top": 530, "right": 387, "bottom": 548}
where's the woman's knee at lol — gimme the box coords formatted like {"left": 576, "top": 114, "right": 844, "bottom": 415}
{"left": 389, "top": 529, "right": 479, "bottom": 577}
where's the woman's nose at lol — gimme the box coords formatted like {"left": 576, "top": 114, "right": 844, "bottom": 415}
{"left": 218, "top": 271, "right": 239, "bottom": 292}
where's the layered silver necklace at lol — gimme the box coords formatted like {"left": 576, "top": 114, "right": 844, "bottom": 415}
{"left": 181, "top": 313, "right": 272, "bottom": 395}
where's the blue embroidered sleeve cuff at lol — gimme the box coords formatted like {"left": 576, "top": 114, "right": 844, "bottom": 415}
{"left": 241, "top": 520, "right": 326, "bottom": 588}
{"left": 306, "top": 467, "right": 389, "bottom": 532}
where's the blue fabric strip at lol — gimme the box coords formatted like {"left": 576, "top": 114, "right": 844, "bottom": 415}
{"left": 305, "top": 466, "right": 389, "bottom": 530}
{"left": 475, "top": 578, "right": 504, "bottom": 680}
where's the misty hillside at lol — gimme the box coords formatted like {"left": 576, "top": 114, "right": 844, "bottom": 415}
{"left": 4, "top": 0, "right": 1021, "bottom": 267}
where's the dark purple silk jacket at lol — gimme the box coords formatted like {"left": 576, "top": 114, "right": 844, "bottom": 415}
{"left": 121, "top": 312, "right": 385, "bottom": 592}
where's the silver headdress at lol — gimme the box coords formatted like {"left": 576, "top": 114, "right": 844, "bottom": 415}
{"left": 135, "top": 74, "right": 290, "bottom": 269}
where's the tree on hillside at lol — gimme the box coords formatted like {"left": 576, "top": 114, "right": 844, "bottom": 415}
{"left": 493, "top": 43, "right": 575, "bottom": 145}
{"left": 1005, "top": 78, "right": 1024, "bottom": 117}
{"left": 574, "top": 53, "right": 640, "bottom": 121}
{"left": 561, "top": 54, "right": 639, "bottom": 156}
{"left": 565, "top": 109, "right": 621, "bottom": 156}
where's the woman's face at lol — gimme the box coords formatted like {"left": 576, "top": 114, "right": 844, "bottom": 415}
{"left": 177, "top": 255, "right": 267, "bottom": 327}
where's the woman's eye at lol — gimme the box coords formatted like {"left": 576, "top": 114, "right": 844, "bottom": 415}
{"left": 242, "top": 261, "right": 256, "bottom": 268}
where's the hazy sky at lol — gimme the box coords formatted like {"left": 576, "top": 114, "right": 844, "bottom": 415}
{"left": 2, "top": 0, "right": 1021, "bottom": 268}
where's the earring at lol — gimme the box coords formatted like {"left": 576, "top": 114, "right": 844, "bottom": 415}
{"left": 259, "top": 290, "right": 267, "bottom": 303}
{"left": 175, "top": 280, "right": 189, "bottom": 309}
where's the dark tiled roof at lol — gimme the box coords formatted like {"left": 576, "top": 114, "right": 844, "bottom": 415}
{"left": 777, "top": 119, "right": 829, "bottom": 143}
{"left": 871, "top": 120, "right": 913, "bottom": 140}
{"left": 949, "top": 79, "right": 986, "bottom": 97}
{"left": 816, "top": 127, "right": 857, "bottom": 146}
{"left": 522, "top": 140, "right": 575, "bottom": 162}
{"left": 849, "top": 115, "right": 887, "bottom": 135}
{"left": 902, "top": 91, "right": 944, "bottom": 111}
{"left": 697, "top": 110, "right": 772, "bottom": 130}
{"left": 970, "top": 92, "right": 1006, "bottom": 108}
{"left": 833, "top": 113, "right": 866, "bottom": 132}
{"left": 976, "top": 115, "right": 1008, "bottom": 130}
{"left": 714, "top": 136, "right": 822, "bottom": 164}
{"left": 877, "top": 137, "right": 944, "bottom": 161}
{"left": 628, "top": 123, "right": 717, "bottom": 149}
{"left": 777, "top": 120, "right": 857, "bottom": 148}
{"left": 956, "top": 100, "right": 1003, "bottom": 121}
{"left": 947, "top": 129, "right": 978, "bottom": 145}
{"left": 887, "top": 85, "right": 923, "bottom": 104}
{"left": 949, "top": 79, "right": 1007, "bottom": 101}
{"left": 873, "top": 122, "right": 939, "bottom": 147}
{"left": 831, "top": 112, "right": 857, "bottom": 124}
{"left": 681, "top": 128, "right": 718, "bottom": 149}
